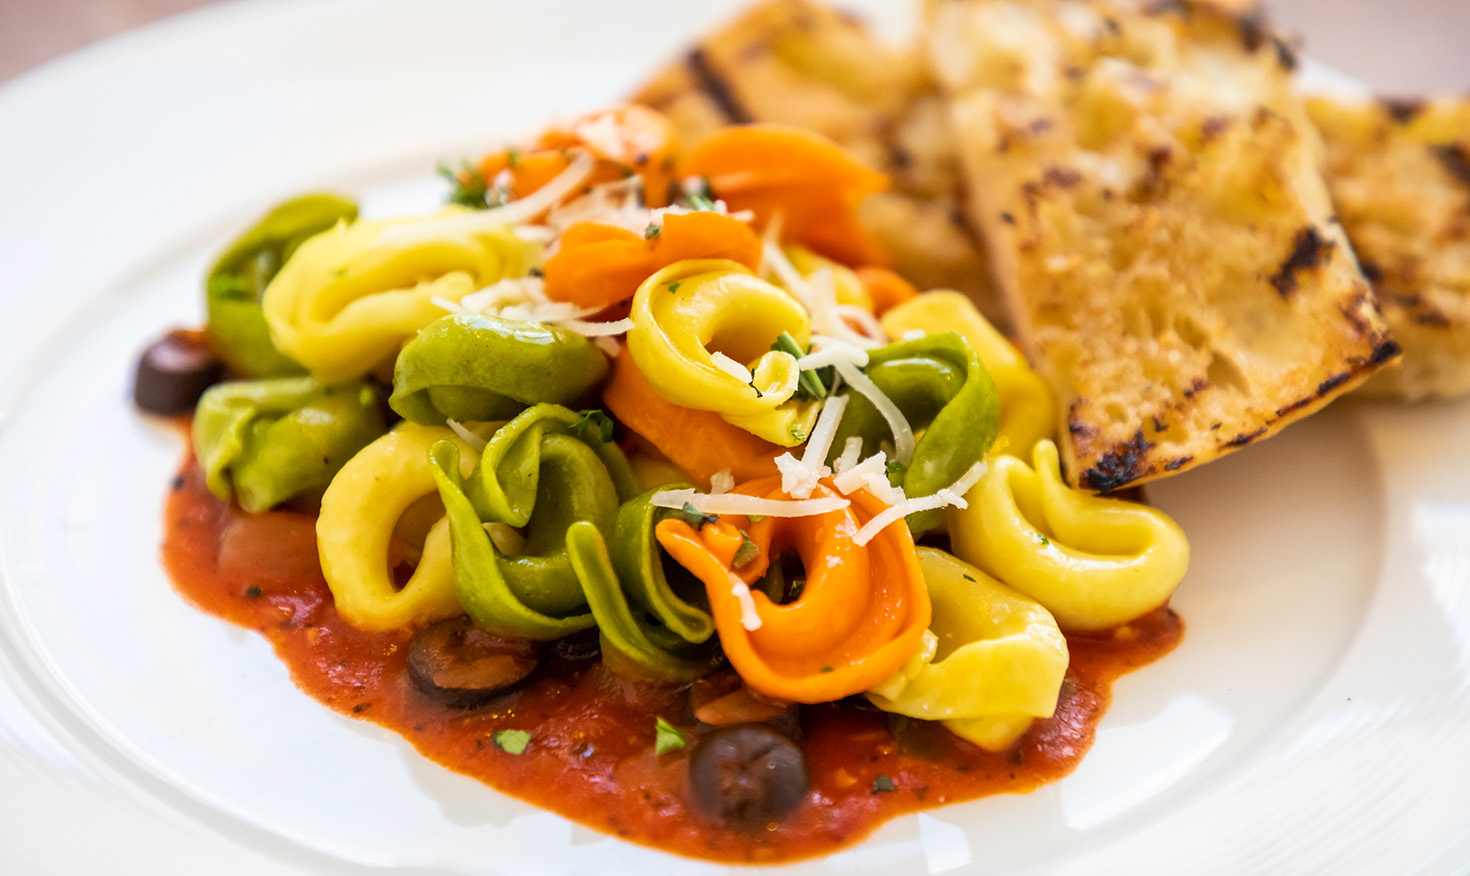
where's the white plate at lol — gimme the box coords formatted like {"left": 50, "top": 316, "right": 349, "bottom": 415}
{"left": 2, "top": 1, "right": 1469, "bottom": 874}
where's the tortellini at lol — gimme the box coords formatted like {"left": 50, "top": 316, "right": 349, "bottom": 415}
{"left": 948, "top": 440, "right": 1189, "bottom": 632}
{"left": 193, "top": 376, "right": 384, "bottom": 513}
{"left": 390, "top": 314, "right": 608, "bottom": 425}
{"left": 826, "top": 332, "right": 1000, "bottom": 534}
{"left": 206, "top": 193, "right": 357, "bottom": 378}
{"left": 778, "top": 244, "right": 872, "bottom": 311}
{"left": 868, "top": 548, "right": 1068, "bottom": 752}
{"left": 881, "top": 291, "right": 1056, "bottom": 460}
{"left": 317, "top": 422, "right": 477, "bottom": 631}
{"left": 262, "top": 210, "right": 540, "bottom": 382}
{"left": 627, "top": 259, "right": 820, "bottom": 446}
{"left": 427, "top": 404, "right": 638, "bottom": 639}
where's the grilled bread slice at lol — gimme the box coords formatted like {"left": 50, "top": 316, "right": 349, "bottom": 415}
{"left": 630, "top": 0, "right": 1004, "bottom": 319}
{"left": 928, "top": 0, "right": 1399, "bottom": 492}
{"left": 1308, "top": 96, "right": 1470, "bottom": 401}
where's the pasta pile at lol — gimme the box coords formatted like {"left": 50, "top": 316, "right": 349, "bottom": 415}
{"left": 190, "top": 104, "right": 1190, "bottom": 751}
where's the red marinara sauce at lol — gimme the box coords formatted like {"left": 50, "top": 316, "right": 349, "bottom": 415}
{"left": 162, "top": 451, "right": 1183, "bottom": 864}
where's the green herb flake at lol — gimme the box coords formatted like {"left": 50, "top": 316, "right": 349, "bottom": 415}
{"left": 788, "top": 578, "right": 806, "bottom": 600}
{"left": 961, "top": 574, "right": 976, "bottom": 582}
{"left": 571, "top": 409, "right": 616, "bottom": 443}
{"left": 493, "top": 729, "right": 531, "bottom": 755}
{"left": 746, "top": 514, "right": 766, "bottom": 524}
{"left": 437, "top": 159, "right": 493, "bottom": 210}
{"left": 666, "top": 281, "right": 683, "bottom": 294}
{"left": 1037, "top": 534, "right": 1051, "bottom": 546}
{"left": 788, "top": 424, "right": 808, "bottom": 443}
{"left": 821, "top": 665, "right": 834, "bottom": 673}
{"left": 654, "top": 717, "right": 687, "bottom": 755}
{"left": 688, "top": 193, "right": 718, "bottom": 212}
{"left": 770, "top": 331, "right": 830, "bottom": 401}
{"left": 504, "top": 146, "right": 521, "bottom": 169}
{"left": 680, "top": 502, "right": 719, "bottom": 529}
{"left": 733, "top": 532, "right": 761, "bottom": 568}
{"left": 885, "top": 459, "right": 907, "bottom": 479}
{"left": 644, "top": 223, "right": 662, "bottom": 239}
{"left": 872, "top": 775, "right": 896, "bottom": 793}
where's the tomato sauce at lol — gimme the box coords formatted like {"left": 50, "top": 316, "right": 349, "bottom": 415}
{"left": 161, "top": 453, "right": 1182, "bottom": 864}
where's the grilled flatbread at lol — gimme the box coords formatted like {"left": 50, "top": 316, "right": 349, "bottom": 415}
{"left": 1308, "top": 95, "right": 1470, "bottom": 401}
{"left": 630, "top": 0, "right": 1004, "bottom": 320}
{"left": 927, "top": 0, "right": 1399, "bottom": 491}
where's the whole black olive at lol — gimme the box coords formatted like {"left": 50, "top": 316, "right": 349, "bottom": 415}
{"left": 688, "top": 723, "right": 811, "bottom": 828}
{"left": 133, "top": 329, "right": 224, "bottom": 415}
{"left": 407, "top": 617, "right": 540, "bottom": 708}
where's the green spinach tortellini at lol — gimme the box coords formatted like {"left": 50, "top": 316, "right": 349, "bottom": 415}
{"left": 206, "top": 193, "right": 358, "bottom": 377}
{"left": 262, "top": 209, "right": 540, "bottom": 382}
{"left": 826, "top": 332, "right": 1000, "bottom": 534}
{"left": 391, "top": 314, "right": 609, "bottom": 425}
{"left": 193, "top": 376, "right": 385, "bottom": 513}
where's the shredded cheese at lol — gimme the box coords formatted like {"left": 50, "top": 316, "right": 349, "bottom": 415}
{"left": 592, "top": 336, "right": 621, "bottom": 357}
{"left": 833, "top": 436, "right": 864, "bottom": 475}
{"left": 710, "top": 469, "right": 735, "bottom": 494}
{"left": 832, "top": 358, "right": 915, "bottom": 466}
{"left": 446, "top": 418, "right": 487, "bottom": 452}
{"left": 379, "top": 152, "right": 596, "bottom": 244}
{"left": 710, "top": 351, "right": 754, "bottom": 383}
{"left": 558, "top": 317, "right": 635, "bottom": 337}
{"left": 851, "top": 461, "right": 989, "bottom": 546}
{"left": 650, "top": 489, "right": 848, "bottom": 518}
{"left": 775, "top": 452, "right": 825, "bottom": 500}
{"left": 832, "top": 452, "right": 906, "bottom": 507}
{"left": 795, "top": 340, "right": 870, "bottom": 371}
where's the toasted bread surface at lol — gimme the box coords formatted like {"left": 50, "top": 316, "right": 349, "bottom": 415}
{"left": 630, "top": 0, "right": 1003, "bottom": 318}
{"left": 928, "top": 0, "right": 1398, "bottom": 491}
{"left": 1308, "top": 96, "right": 1470, "bottom": 401}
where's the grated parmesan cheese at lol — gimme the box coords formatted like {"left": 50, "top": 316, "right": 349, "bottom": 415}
{"left": 710, "top": 351, "right": 754, "bottom": 383}
{"left": 379, "top": 152, "right": 595, "bottom": 244}
{"left": 832, "top": 452, "right": 906, "bottom": 507}
{"left": 710, "top": 469, "right": 735, "bottom": 494}
{"left": 832, "top": 358, "right": 915, "bottom": 466}
{"left": 446, "top": 418, "right": 488, "bottom": 452}
{"left": 775, "top": 452, "right": 825, "bottom": 500}
{"left": 650, "top": 489, "right": 848, "bottom": 518}
{"left": 795, "top": 340, "right": 870, "bottom": 371}
{"left": 832, "top": 436, "right": 864, "bottom": 475}
{"left": 851, "top": 461, "right": 988, "bottom": 546}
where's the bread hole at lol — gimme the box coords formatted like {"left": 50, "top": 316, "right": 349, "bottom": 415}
{"left": 1205, "top": 350, "right": 1251, "bottom": 395}
{"left": 1173, "top": 315, "right": 1209, "bottom": 348}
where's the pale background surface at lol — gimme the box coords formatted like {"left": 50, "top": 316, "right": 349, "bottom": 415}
{"left": 1, "top": 0, "right": 1467, "bottom": 92}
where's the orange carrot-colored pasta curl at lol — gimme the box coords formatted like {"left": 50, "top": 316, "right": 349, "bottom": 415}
{"left": 655, "top": 478, "right": 930, "bottom": 703}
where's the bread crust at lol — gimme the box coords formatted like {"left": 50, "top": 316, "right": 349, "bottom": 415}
{"left": 629, "top": 0, "right": 1004, "bottom": 319}
{"left": 929, "top": 0, "right": 1398, "bottom": 491}
{"left": 1308, "top": 95, "right": 1470, "bottom": 401}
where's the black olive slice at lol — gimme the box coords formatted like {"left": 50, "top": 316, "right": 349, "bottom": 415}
{"left": 407, "top": 617, "right": 540, "bottom": 708}
{"left": 133, "top": 329, "right": 224, "bottom": 415}
{"left": 688, "top": 723, "right": 811, "bottom": 828}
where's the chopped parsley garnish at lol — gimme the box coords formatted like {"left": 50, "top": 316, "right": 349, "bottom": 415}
{"left": 733, "top": 532, "right": 761, "bottom": 568}
{"left": 571, "top": 409, "right": 615, "bottom": 443}
{"left": 688, "top": 193, "right": 718, "bottom": 212}
{"left": 666, "top": 281, "right": 683, "bottom": 294}
{"left": 683, "top": 176, "right": 717, "bottom": 211}
{"left": 1037, "top": 534, "right": 1051, "bottom": 546}
{"left": 872, "top": 775, "right": 896, "bottom": 793}
{"left": 788, "top": 578, "right": 806, "bottom": 600}
{"left": 437, "top": 159, "right": 497, "bottom": 210}
{"left": 504, "top": 146, "right": 521, "bottom": 168}
{"left": 493, "top": 729, "right": 531, "bottom": 755}
{"left": 644, "top": 222, "right": 662, "bottom": 239}
{"left": 680, "top": 502, "right": 719, "bottom": 529}
{"left": 788, "top": 424, "right": 808, "bottom": 443}
{"left": 885, "top": 459, "right": 907, "bottom": 479}
{"left": 820, "top": 665, "right": 834, "bottom": 673}
{"left": 746, "top": 514, "right": 766, "bottom": 524}
{"left": 654, "top": 717, "right": 687, "bottom": 755}
{"left": 770, "top": 331, "right": 829, "bottom": 400}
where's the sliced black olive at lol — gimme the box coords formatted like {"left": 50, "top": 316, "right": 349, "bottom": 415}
{"left": 551, "top": 628, "right": 602, "bottom": 662}
{"left": 407, "top": 617, "right": 540, "bottom": 708}
{"left": 133, "top": 329, "right": 225, "bottom": 415}
{"left": 688, "top": 723, "right": 811, "bottom": 828}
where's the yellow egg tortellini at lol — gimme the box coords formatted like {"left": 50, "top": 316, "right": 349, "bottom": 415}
{"left": 868, "top": 548, "right": 1068, "bottom": 752}
{"left": 948, "top": 440, "right": 1189, "bottom": 632}
{"left": 262, "top": 210, "right": 540, "bottom": 382}
{"left": 627, "top": 259, "right": 820, "bottom": 446}
{"left": 317, "top": 421, "right": 480, "bottom": 631}
{"left": 881, "top": 291, "right": 1056, "bottom": 459}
